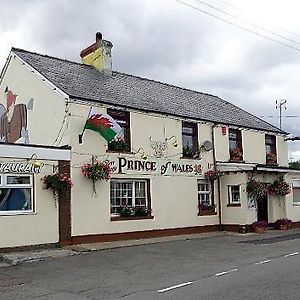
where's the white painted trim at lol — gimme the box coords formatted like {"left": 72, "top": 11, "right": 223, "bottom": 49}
{"left": 217, "top": 162, "right": 256, "bottom": 172}
{"left": 0, "top": 144, "right": 70, "bottom": 161}
{"left": 256, "top": 166, "right": 293, "bottom": 173}
{"left": 12, "top": 51, "right": 70, "bottom": 100}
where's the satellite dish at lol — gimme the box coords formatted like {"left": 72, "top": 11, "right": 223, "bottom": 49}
{"left": 202, "top": 140, "right": 213, "bottom": 151}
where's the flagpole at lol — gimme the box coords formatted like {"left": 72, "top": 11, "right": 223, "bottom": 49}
{"left": 79, "top": 107, "right": 92, "bottom": 144}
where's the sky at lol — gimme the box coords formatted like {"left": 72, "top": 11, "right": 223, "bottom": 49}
{"left": 1, "top": 0, "right": 300, "bottom": 160}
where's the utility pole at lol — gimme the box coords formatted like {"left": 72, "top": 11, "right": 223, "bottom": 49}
{"left": 276, "top": 99, "right": 287, "bottom": 129}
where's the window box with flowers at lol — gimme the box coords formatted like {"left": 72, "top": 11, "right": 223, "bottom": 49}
{"left": 111, "top": 206, "right": 153, "bottom": 221}
{"left": 183, "top": 145, "right": 199, "bottom": 159}
{"left": 230, "top": 147, "right": 243, "bottom": 161}
{"left": 266, "top": 153, "right": 277, "bottom": 165}
{"left": 42, "top": 173, "right": 73, "bottom": 201}
{"left": 82, "top": 160, "right": 112, "bottom": 194}
{"left": 108, "top": 135, "right": 130, "bottom": 152}
{"left": 198, "top": 203, "right": 217, "bottom": 216}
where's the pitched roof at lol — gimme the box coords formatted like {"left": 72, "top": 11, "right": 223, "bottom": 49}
{"left": 12, "top": 47, "right": 285, "bottom": 134}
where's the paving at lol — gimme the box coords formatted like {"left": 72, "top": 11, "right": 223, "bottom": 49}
{"left": 1, "top": 228, "right": 300, "bottom": 299}
{"left": 1, "top": 228, "right": 299, "bottom": 267}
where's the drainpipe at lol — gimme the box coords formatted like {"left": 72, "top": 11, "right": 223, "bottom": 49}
{"left": 211, "top": 124, "right": 223, "bottom": 231}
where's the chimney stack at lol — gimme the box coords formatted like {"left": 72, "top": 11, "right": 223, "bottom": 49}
{"left": 80, "top": 32, "right": 113, "bottom": 74}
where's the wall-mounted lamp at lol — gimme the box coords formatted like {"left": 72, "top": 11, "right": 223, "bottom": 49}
{"left": 29, "top": 153, "right": 42, "bottom": 167}
{"left": 134, "top": 148, "right": 148, "bottom": 160}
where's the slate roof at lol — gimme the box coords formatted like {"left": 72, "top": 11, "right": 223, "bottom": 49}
{"left": 12, "top": 47, "right": 285, "bottom": 134}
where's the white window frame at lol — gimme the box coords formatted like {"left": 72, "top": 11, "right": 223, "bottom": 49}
{"left": 228, "top": 185, "right": 241, "bottom": 204}
{"left": 292, "top": 179, "right": 300, "bottom": 205}
{"left": 110, "top": 179, "right": 149, "bottom": 216}
{"left": 197, "top": 180, "right": 212, "bottom": 206}
{"left": 0, "top": 173, "right": 34, "bottom": 215}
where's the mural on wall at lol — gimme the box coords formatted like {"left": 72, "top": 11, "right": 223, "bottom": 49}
{"left": 0, "top": 87, "right": 33, "bottom": 144}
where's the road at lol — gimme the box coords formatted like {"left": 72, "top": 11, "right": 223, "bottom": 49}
{"left": 1, "top": 230, "right": 300, "bottom": 299}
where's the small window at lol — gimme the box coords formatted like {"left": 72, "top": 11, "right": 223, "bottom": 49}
{"left": 197, "top": 180, "right": 214, "bottom": 214}
{"left": 228, "top": 185, "right": 241, "bottom": 204}
{"left": 107, "top": 109, "right": 131, "bottom": 152}
{"left": 265, "top": 135, "right": 277, "bottom": 165}
{"left": 229, "top": 129, "right": 243, "bottom": 161}
{"left": 0, "top": 174, "right": 34, "bottom": 214}
{"left": 182, "top": 122, "right": 199, "bottom": 158}
{"left": 110, "top": 179, "right": 151, "bottom": 216}
{"left": 292, "top": 180, "right": 300, "bottom": 203}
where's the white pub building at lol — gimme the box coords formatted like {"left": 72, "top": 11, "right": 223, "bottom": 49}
{"left": 0, "top": 33, "right": 300, "bottom": 250}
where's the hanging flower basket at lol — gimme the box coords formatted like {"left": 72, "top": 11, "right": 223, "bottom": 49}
{"left": 42, "top": 173, "right": 73, "bottom": 200}
{"left": 268, "top": 177, "right": 291, "bottom": 196}
{"left": 81, "top": 161, "right": 112, "bottom": 181}
{"left": 81, "top": 160, "right": 112, "bottom": 194}
{"left": 204, "top": 170, "right": 224, "bottom": 181}
{"left": 246, "top": 178, "right": 269, "bottom": 200}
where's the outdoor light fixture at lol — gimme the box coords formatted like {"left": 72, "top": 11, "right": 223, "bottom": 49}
{"left": 134, "top": 148, "right": 148, "bottom": 160}
{"left": 28, "top": 153, "right": 42, "bottom": 167}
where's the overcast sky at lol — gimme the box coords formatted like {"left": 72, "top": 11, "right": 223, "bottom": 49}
{"left": 1, "top": 0, "right": 300, "bottom": 159}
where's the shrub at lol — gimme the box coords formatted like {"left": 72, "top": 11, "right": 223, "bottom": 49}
{"left": 252, "top": 220, "right": 268, "bottom": 228}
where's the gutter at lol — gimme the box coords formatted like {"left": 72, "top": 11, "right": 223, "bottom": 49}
{"left": 211, "top": 125, "right": 223, "bottom": 231}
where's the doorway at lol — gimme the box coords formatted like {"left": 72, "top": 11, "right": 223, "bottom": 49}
{"left": 257, "top": 196, "right": 268, "bottom": 222}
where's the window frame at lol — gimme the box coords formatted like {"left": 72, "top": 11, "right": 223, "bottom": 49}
{"left": 197, "top": 179, "right": 216, "bottom": 215}
{"left": 107, "top": 108, "right": 131, "bottom": 152}
{"left": 229, "top": 128, "right": 243, "bottom": 160}
{"left": 182, "top": 121, "right": 199, "bottom": 158}
{"left": 292, "top": 179, "right": 300, "bottom": 205}
{"left": 265, "top": 134, "right": 277, "bottom": 164}
{"left": 0, "top": 173, "right": 34, "bottom": 215}
{"left": 228, "top": 185, "right": 241, "bottom": 206}
{"left": 110, "top": 178, "right": 152, "bottom": 218}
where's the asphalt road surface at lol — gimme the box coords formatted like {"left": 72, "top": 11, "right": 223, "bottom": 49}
{"left": 1, "top": 230, "right": 300, "bottom": 299}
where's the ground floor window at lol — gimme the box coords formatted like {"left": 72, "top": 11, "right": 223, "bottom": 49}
{"left": 292, "top": 179, "right": 300, "bottom": 204}
{"left": 110, "top": 179, "right": 151, "bottom": 216}
{"left": 0, "top": 174, "right": 34, "bottom": 214}
{"left": 197, "top": 180, "right": 215, "bottom": 215}
{"left": 228, "top": 185, "right": 241, "bottom": 205}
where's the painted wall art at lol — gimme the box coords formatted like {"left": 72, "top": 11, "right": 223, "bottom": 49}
{"left": 0, "top": 87, "right": 33, "bottom": 144}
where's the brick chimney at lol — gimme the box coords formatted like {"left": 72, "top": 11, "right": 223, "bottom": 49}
{"left": 80, "top": 32, "right": 113, "bottom": 74}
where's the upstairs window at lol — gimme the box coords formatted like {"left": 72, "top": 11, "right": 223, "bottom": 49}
{"left": 182, "top": 122, "right": 199, "bottom": 158}
{"left": 229, "top": 129, "right": 243, "bottom": 161}
{"left": 107, "top": 109, "right": 131, "bottom": 152}
{"left": 265, "top": 135, "right": 277, "bottom": 165}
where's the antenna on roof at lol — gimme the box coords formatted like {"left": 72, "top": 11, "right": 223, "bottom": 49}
{"left": 276, "top": 99, "right": 287, "bottom": 129}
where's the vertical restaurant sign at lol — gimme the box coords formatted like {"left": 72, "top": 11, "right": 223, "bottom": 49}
{"left": 108, "top": 157, "right": 203, "bottom": 177}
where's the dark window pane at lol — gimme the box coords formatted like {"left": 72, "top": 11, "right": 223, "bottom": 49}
{"left": 0, "top": 188, "right": 32, "bottom": 211}
{"left": 7, "top": 176, "right": 30, "bottom": 185}
{"left": 293, "top": 188, "right": 300, "bottom": 203}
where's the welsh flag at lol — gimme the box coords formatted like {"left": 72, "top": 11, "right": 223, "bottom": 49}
{"left": 84, "top": 108, "right": 122, "bottom": 142}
